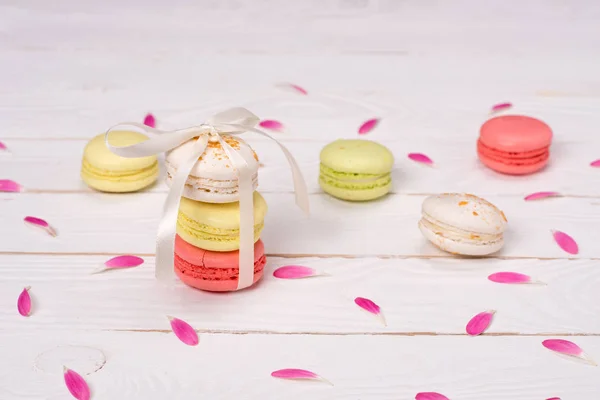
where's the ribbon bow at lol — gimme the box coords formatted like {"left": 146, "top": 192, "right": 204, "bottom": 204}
{"left": 105, "top": 107, "right": 309, "bottom": 289}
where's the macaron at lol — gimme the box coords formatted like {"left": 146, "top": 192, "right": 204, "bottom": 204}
{"left": 81, "top": 131, "right": 159, "bottom": 192}
{"left": 166, "top": 135, "right": 259, "bottom": 203}
{"left": 319, "top": 139, "right": 394, "bottom": 201}
{"left": 477, "top": 115, "right": 553, "bottom": 175}
{"left": 418, "top": 193, "right": 507, "bottom": 256}
{"left": 175, "top": 235, "right": 266, "bottom": 292}
{"left": 177, "top": 191, "right": 268, "bottom": 252}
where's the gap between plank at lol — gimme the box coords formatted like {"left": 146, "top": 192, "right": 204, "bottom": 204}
{"left": 0, "top": 250, "right": 596, "bottom": 261}
{"left": 104, "top": 329, "right": 600, "bottom": 337}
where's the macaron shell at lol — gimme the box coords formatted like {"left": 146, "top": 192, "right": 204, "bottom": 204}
{"left": 179, "top": 192, "right": 268, "bottom": 230}
{"left": 83, "top": 131, "right": 158, "bottom": 172}
{"left": 479, "top": 115, "right": 553, "bottom": 152}
{"left": 419, "top": 220, "right": 504, "bottom": 256}
{"left": 165, "top": 136, "right": 259, "bottom": 182}
{"left": 174, "top": 236, "right": 266, "bottom": 292}
{"left": 320, "top": 139, "right": 394, "bottom": 174}
{"left": 177, "top": 219, "right": 263, "bottom": 251}
{"left": 422, "top": 193, "right": 507, "bottom": 235}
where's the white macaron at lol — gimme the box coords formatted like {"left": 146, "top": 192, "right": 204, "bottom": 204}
{"left": 418, "top": 193, "right": 508, "bottom": 256}
{"left": 165, "top": 135, "right": 259, "bottom": 203}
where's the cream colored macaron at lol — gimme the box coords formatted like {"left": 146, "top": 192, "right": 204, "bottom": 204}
{"left": 81, "top": 131, "right": 159, "bottom": 193}
{"left": 165, "top": 136, "right": 259, "bottom": 203}
{"left": 418, "top": 193, "right": 508, "bottom": 256}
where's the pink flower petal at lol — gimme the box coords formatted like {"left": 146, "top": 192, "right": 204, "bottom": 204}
{"left": 275, "top": 83, "right": 308, "bottom": 95}
{"left": 546, "top": 398, "right": 561, "bottom": 400}
{"left": 24, "top": 216, "right": 57, "bottom": 237}
{"left": 524, "top": 191, "right": 561, "bottom": 201}
{"left": 542, "top": 339, "right": 583, "bottom": 356}
{"left": 543, "top": 339, "right": 596, "bottom": 365}
{"left": 358, "top": 118, "right": 379, "bottom": 135}
{"left": 0, "top": 141, "right": 8, "bottom": 152}
{"left": 355, "top": 297, "right": 386, "bottom": 326}
{"left": 466, "top": 310, "right": 495, "bottom": 336}
{"left": 590, "top": 159, "right": 600, "bottom": 167}
{"left": 416, "top": 392, "right": 450, "bottom": 400}
{"left": 168, "top": 316, "right": 199, "bottom": 346}
{"left": 105, "top": 255, "right": 144, "bottom": 268}
{"left": 273, "top": 265, "right": 326, "bottom": 279}
{"left": 0, "top": 179, "right": 22, "bottom": 192}
{"left": 91, "top": 255, "right": 144, "bottom": 274}
{"left": 491, "top": 102, "right": 513, "bottom": 113}
{"left": 143, "top": 113, "right": 156, "bottom": 128}
{"left": 17, "top": 286, "right": 31, "bottom": 317}
{"left": 259, "top": 120, "right": 285, "bottom": 132}
{"left": 488, "top": 272, "right": 540, "bottom": 285}
{"left": 271, "top": 369, "right": 332, "bottom": 385}
{"left": 551, "top": 230, "right": 579, "bottom": 255}
{"left": 408, "top": 153, "right": 434, "bottom": 166}
{"left": 63, "top": 367, "right": 91, "bottom": 400}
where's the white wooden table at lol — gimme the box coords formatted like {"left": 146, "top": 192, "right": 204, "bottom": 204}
{"left": 2, "top": 1, "right": 600, "bottom": 398}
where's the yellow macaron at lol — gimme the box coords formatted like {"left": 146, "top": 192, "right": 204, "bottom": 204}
{"left": 177, "top": 191, "right": 268, "bottom": 252}
{"left": 81, "top": 131, "right": 159, "bottom": 193}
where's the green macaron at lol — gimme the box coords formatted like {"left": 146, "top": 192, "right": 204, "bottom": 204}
{"left": 319, "top": 139, "right": 394, "bottom": 201}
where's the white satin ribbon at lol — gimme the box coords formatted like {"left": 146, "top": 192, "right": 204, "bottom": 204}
{"left": 104, "top": 107, "right": 309, "bottom": 289}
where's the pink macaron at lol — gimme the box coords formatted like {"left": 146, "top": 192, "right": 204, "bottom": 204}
{"left": 174, "top": 235, "right": 266, "bottom": 292}
{"left": 477, "top": 115, "right": 553, "bottom": 175}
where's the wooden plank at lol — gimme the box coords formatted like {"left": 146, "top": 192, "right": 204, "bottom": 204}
{"left": 0, "top": 193, "right": 598, "bottom": 258}
{"left": 2, "top": 92, "right": 600, "bottom": 141}
{"left": 2, "top": 254, "right": 600, "bottom": 334}
{"left": 3, "top": 137, "right": 600, "bottom": 196}
{"left": 2, "top": 330, "right": 599, "bottom": 399}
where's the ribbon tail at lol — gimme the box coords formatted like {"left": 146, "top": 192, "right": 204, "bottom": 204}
{"left": 105, "top": 123, "right": 204, "bottom": 158}
{"left": 217, "top": 136, "right": 255, "bottom": 290}
{"left": 155, "top": 135, "right": 209, "bottom": 280}
{"left": 244, "top": 126, "right": 310, "bottom": 215}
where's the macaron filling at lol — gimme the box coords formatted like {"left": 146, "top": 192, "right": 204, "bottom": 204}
{"left": 319, "top": 164, "right": 391, "bottom": 190}
{"left": 420, "top": 213, "right": 503, "bottom": 245}
{"left": 477, "top": 140, "right": 549, "bottom": 165}
{"left": 174, "top": 253, "right": 266, "bottom": 281}
{"left": 177, "top": 211, "right": 264, "bottom": 245}
{"left": 166, "top": 161, "right": 259, "bottom": 195}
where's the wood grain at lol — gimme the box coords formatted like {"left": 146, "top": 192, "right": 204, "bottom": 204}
{"left": 2, "top": 254, "right": 599, "bottom": 334}
{"left": 2, "top": 330, "right": 599, "bottom": 399}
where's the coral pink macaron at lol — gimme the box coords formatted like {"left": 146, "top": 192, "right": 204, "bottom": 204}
{"left": 477, "top": 115, "right": 553, "bottom": 175}
{"left": 174, "top": 235, "right": 266, "bottom": 292}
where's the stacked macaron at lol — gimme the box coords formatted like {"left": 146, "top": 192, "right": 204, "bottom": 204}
{"left": 166, "top": 136, "right": 267, "bottom": 292}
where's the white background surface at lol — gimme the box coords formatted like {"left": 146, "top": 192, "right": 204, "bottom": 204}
{"left": 1, "top": 1, "right": 600, "bottom": 399}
